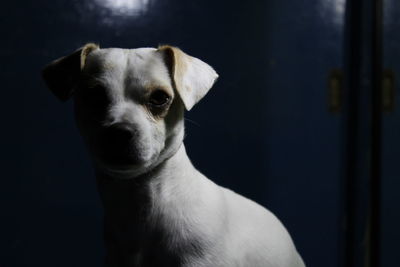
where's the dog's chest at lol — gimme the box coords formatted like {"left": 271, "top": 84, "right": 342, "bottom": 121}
{"left": 104, "top": 208, "right": 207, "bottom": 267}
{"left": 100, "top": 177, "right": 209, "bottom": 267}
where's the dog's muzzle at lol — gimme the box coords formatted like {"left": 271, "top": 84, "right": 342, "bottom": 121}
{"left": 96, "top": 123, "right": 142, "bottom": 165}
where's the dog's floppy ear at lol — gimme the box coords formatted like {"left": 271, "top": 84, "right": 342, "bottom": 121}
{"left": 42, "top": 43, "right": 99, "bottom": 101}
{"left": 158, "top": 45, "right": 218, "bottom": 111}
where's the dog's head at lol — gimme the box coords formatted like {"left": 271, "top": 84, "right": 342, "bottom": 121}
{"left": 42, "top": 44, "right": 218, "bottom": 177}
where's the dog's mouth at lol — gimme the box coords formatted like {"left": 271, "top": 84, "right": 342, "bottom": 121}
{"left": 98, "top": 151, "right": 137, "bottom": 166}
{"left": 90, "top": 125, "right": 149, "bottom": 166}
{"left": 92, "top": 137, "right": 157, "bottom": 170}
{"left": 94, "top": 151, "right": 157, "bottom": 179}
{"left": 84, "top": 125, "right": 162, "bottom": 178}
{"left": 95, "top": 142, "right": 147, "bottom": 166}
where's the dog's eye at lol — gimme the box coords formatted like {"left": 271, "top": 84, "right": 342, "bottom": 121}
{"left": 149, "top": 90, "right": 171, "bottom": 107}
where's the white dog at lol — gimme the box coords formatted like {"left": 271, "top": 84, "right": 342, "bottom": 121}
{"left": 42, "top": 43, "right": 305, "bottom": 267}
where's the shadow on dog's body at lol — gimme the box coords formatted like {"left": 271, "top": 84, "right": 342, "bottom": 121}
{"left": 43, "top": 44, "right": 305, "bottom": 267}
{"left": 97, "top": 147, "right": 303, "bottom": 267}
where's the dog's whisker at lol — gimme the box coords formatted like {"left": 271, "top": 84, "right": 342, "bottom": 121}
{"left": 184, "top": 117, "right": 201, "bottom": 127}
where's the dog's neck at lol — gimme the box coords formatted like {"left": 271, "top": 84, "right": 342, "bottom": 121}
{"left": 94, "top": 144, "right": 202, "bottom": 264}
{"left": 95, "top": 144, "right": 196, "bottom": 222}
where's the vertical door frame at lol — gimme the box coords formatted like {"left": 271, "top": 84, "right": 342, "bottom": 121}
{"left": 342, "top": 0, "right": 383, "bottom": 266}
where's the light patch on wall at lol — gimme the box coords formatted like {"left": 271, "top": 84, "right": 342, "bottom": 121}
{"left": 383, "top": 0, "right": 394, "bottom": 24}
{"left": 319, "top": 0, "right": 346, "bottom": 26}
{"left": 95, "top": 0, "right": 150, "bottom": 16}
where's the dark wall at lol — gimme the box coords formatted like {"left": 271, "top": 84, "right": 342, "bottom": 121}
{"left": 381, "top": 0, "right": 400, "bottom": 266}
{"left": 0, "top": 0, "right": 354, "bottom": 266}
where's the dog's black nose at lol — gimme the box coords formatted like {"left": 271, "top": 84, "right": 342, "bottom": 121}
{"left": 106, "top": 123, "right": 136, "bottom": 142}
{"left": 100, "top": 123, "right": 136, "bottom": 159}
{"left": 98, "top": 123, "right": 140, "bottom": 165}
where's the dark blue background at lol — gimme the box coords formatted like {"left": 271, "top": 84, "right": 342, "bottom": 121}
{"left": 382, "top": 0, "right": 400, "bottom": 266}
{"left": 0, "top": 0, "right": 397, "bottom": 267}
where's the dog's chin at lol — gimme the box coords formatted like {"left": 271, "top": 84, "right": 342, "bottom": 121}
{"left": 94, "top": 153, "right": 159, "bottom": 179}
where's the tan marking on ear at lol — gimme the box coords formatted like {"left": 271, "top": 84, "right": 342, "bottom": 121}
{"left": 80, "top": 43, "right": 99, "bottom": 70}
{"left": 158, "top": 45, "right": 187, "bottom": 94}
{"left": 42, "top": 43, "right": 101, "bottom": 101}
{"left": 157, "top": 45, "right": 218, "bottom": 110}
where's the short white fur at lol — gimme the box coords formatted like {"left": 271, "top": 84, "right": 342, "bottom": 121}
{"left": 43, "top": 45, "right": 305, "bottom": 267}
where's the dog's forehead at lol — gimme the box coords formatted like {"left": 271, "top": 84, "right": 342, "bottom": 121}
{"left": 85, "top": 48, "right": 171, "bottom": 91}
